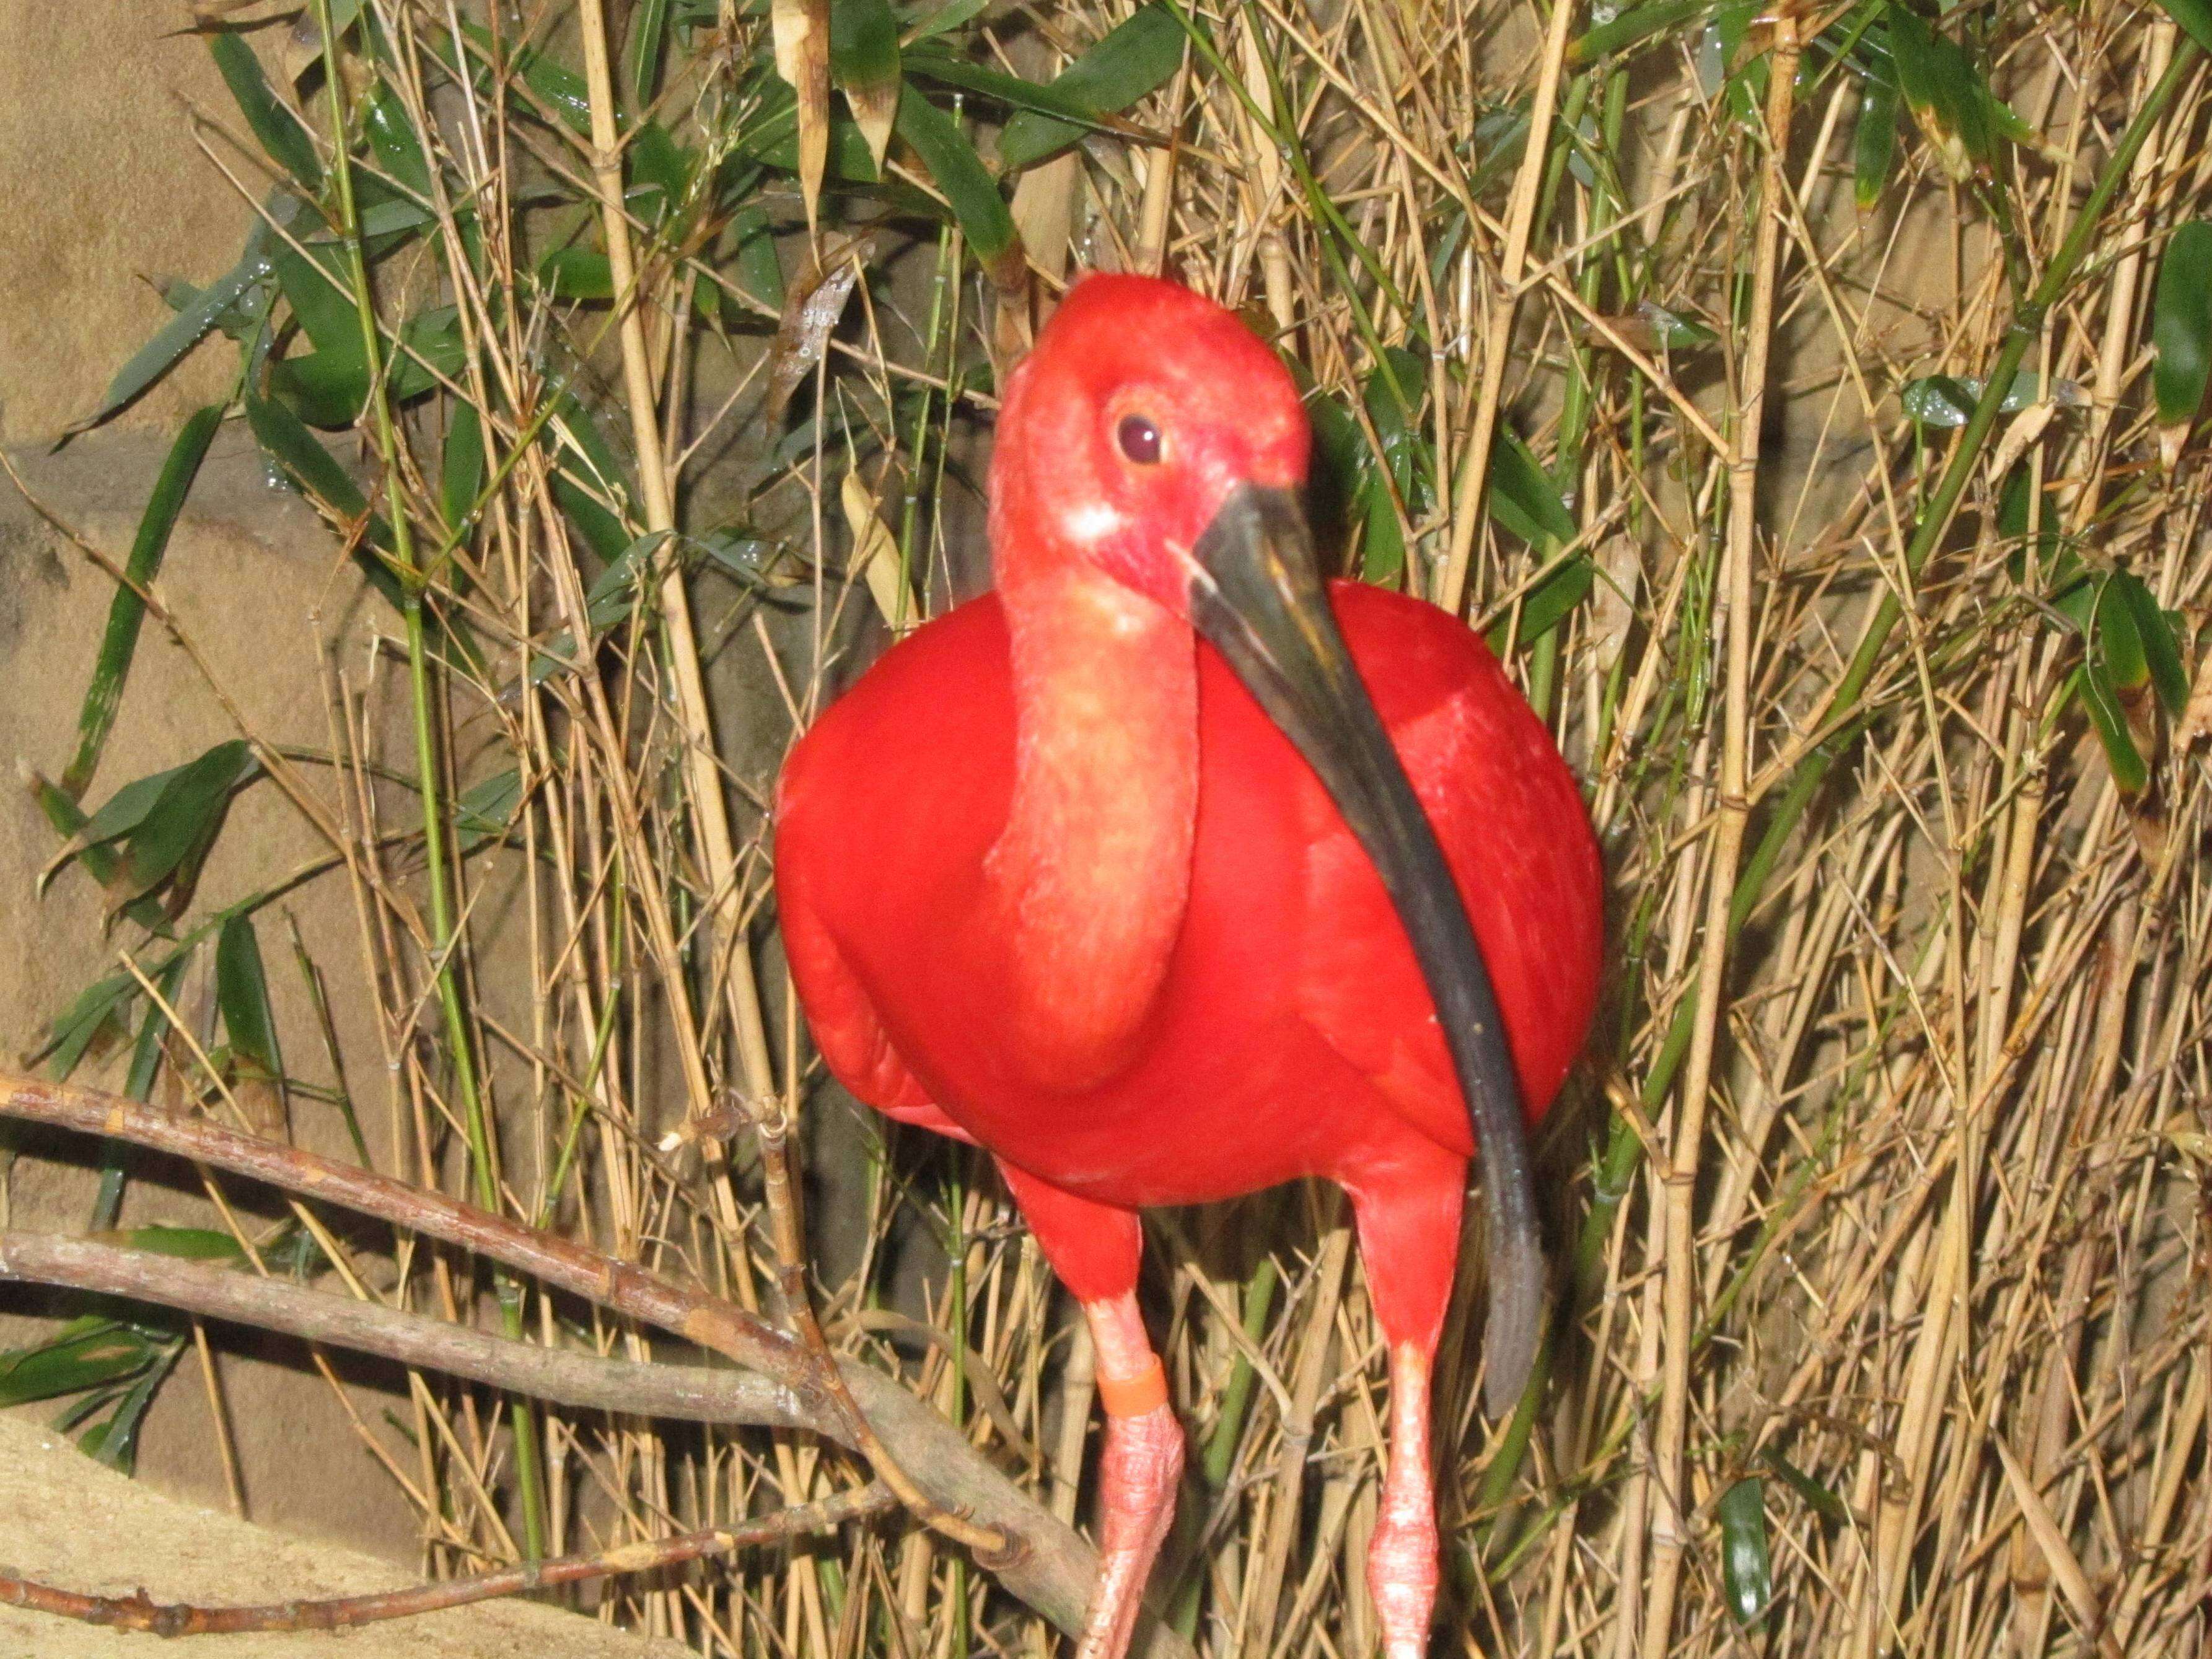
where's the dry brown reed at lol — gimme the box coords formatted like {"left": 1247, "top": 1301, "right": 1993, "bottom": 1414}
{"left": 19, "top": 1, "right": 2212, "bottom": 1657}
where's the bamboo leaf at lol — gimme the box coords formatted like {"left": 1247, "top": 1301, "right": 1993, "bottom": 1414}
{"left": 245, "top": 392, "right": 411, "bottom": 613}
{"left": 1768, "top": 1454, "right": 1851, "bottom": 1524}
{"left": 1488, "top": 429, "right": 1578, "bottom": 546}
{"left": 2153, "top": 0, "right": 2212, "bottom": 56}
{"left": 1886, "top": 4, "right": 2015, "bottom": 179}
{"left": 832, "top": 0, "right": 902, "bottom": 170}
{"left": 628, "top": 0, "right": 674, "bottom": 105}
{"left": 2153, "top": 219, "right": 2212, "bottom": 462}
{"left": 1719, "top": 1477, "right": 1775, "bottom": 1629}
{"left": 2075, "top": 663, "right": 2149, "bottom": 794}
{"left": 894, "top": 89, "right": 1023, "bottom": 286}
{"left": 996, "top": 4, "right": 1184, "bottom": 173}
{"left": 455, "top": 768, "right": 526, "bottom": 852}
{"left": 42, "top": 970, "right": 136, "bottom": 1083}
{"left": 62, "top": 741, "right": 260, "bottom": 904}
{"left": 2114, "top": 571, "right": 2190, "bottom": 717}
{"left": 363, "top": 81, "right": 432, "bottom": 196}
{"left": 217, "top": 913, "right": 288, "bottom": 1137}
{"left": 73, "top": 227, "right": 277, "bottom": 432}
{"left": 1570, "top": 0, "right": 1713, "bottom": 65}
{"left": 94, "top": 1226, "right": 248, "bottom": 1264}
{"left": 61, "top": 407, "right": 222, "bottom": 800}
{"left": 441, "top": 402, "right": 486, "bottom": 534}
{"left": 208, "top": 31, "right": 323, "bottom": 189}
{"left": 773, "top": 0, "right": 833, "bottom": 227}
{"left": 0, "top": 1319, "right": 157, "bottom": 1409}
{"left": 80, "top": 1345, "right": 182, "bottom": 1474}
{"left": 1855, "top": 65, "right": 1901, "bottom": 209}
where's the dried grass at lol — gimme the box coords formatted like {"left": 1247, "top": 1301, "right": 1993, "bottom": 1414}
{"left": 34, "top": 0, "right": 2212, "bottom": 1655}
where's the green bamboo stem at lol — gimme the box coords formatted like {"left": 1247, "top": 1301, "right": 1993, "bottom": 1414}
{"left": 310, "top": 0, "right": 548, "bottom": 1559}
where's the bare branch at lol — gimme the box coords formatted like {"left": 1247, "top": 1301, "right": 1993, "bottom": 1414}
{"left": 0, "top": 1483, "right": 893, "bottom": 1637}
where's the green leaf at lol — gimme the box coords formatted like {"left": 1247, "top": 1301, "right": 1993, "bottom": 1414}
{"left": 1569, "top": 0, "right": 1712, "bottom": 65}
{"left": 2153, "top": 221, "right": 2212, "bottom": 431}
{"left": 1718, "top": 1476, "right": 1775, "bottom": 1629}
{"left": 363, "top": 81, "right": 433, "bottom": 196}
{"left": 92, "top": 952, "right": 191, "bottom": 1230}
{"left": 64, "top": 741, "right": 260, "bottom": 903}
{"left": 631, "top": 120, "right": 696, "bottom": 221}
{"left": 80, "top": 1343, "right": 182, "bottom": 1474}
{"left": 1514, "top": 556, "right": 1597, "bottom": 646}
{"left": 1886, "top": 4, "right": 2010, "bottom": 179}
{"left": 2076, "top": 663, "right": 2149, "bottom": 793}
{"left": 1855, "top": 67, "right": 1901, "bottom": 210}
{"left": 273, "top": 240, "right": 362, "bottom": 356}
{"left": 540, "top": 247, "right": 616, "bottom": 301}
{"left": 42, "top": 970, "right": 141, "bottom": 1083}
{"left": 2153, "top": 0, "right": 2212, "bottom": 57}
{"left": 2114, "top": 572, "right": 2190, "bottom": 717}
{"left": 894, "top": 89, "right": 1020, "bottom": 276}
{"left": 455, "top": 768, "right": 526, "bottom": 852}
{"left": 245, "top": 393, "right": 408, "bottom": 611}
{"left": 2094, "top": 574, "right": 2151, "bottom": 700}
{"left": 628, "top": 0, "right": 674, "bottom": 105}
{"left": 1768, "top": 1453, "right": 1850, "bottom": 1524}
{"left": 460, "top": 23, "right": 594, "bottom": 133}
{"left": 905, "top": 0, "right": 992, "bottom": 39}
{"left": 729, "top": 204, "right": 786, "bottom": 309}
{"left": 76, "top": 226, "right": 278, "bottom": 432}
{"left": 996, "top": 4, "right": 1185, "bottom": 173}
{"left": 208, "top": 32, "right": 323, "bottom": 189}
{"left": 1900, "top": 374, "right": 1978, "bottom": 428}
{"left": 442, "top": 402, "right": 486, "bottom": 534}
{"left": 62, "top": 408, "right": 223, "bottom": 800}
{"left": 1637, "top": 301, "right": 1716, "bottom": 351}
{"left": 832, "top": 0, "right": 902, "bottom": 166}
{"left": 29, "top": 778, "right": 171, "bottom": 934}
{"left": 97, "top": 1226, "right": 248, "bottom": 1264}
{"left": 1488, "top": 429, "right": 1577, "bottom": 546}
{"left": 216, "top": 914, "right": 286, "bottom": 1096}
{"left": 0, "top": 1319, "right": 157, "bottom": 1409}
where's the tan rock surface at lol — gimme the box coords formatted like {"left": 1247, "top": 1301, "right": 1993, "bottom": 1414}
{"left": 0, "top": 1411, "right": 696, "bottom": 1659}
{"left": 0, "top": 5, "right": 258, "bottom": 444}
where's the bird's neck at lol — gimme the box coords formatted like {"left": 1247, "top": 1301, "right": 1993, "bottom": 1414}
{"left": 990, "top": 566, "right": 1198, "bottom": 1088}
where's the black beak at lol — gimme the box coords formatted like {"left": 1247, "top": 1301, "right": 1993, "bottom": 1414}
{"left": 1188, "top": 483, "right": 1542, "bottom": 1416}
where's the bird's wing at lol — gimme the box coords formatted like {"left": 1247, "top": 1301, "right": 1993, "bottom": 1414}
{"left": 773, "top": 719, "right": 979, "bottom": 1146}
{"left": 1296, "top": 584, "right": 1600, "bottom": 1155}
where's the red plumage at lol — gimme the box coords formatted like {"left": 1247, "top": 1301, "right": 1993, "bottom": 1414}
{"left": 774, "top": 273, "right": 1601, "bottom": 1659}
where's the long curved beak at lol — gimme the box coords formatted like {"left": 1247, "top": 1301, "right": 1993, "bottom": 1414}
{"left": 1188, "top": 483, "right": 1542, "bottom": 1416}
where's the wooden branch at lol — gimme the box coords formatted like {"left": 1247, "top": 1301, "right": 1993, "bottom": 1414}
{"left": 0, "top": 1074, "right": 816, "bottom": 1400}
{"left": 0, "top": 1074, "right": 1199, "bottom": 1658}
{"left": 0, "top": 1232, "right": 818, "bottom": 1432}
{"left": 0, "top": 1483, "right": 893, "bottom": 1637}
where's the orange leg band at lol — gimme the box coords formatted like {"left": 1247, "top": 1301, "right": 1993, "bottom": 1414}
{"left": 1095, "top": 1357, "right": 1170, "bottom": 1417}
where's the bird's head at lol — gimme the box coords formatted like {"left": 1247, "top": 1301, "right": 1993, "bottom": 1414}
{"left": 991, "top": 274, "right": 1545, "bottom": 1415}
{"left": 990, "top": 273, "right": 1310, "bottom": 613}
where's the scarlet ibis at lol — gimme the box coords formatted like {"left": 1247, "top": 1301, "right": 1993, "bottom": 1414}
{"left": 774, "top": 274, "right": 1601, "bottom": 1657}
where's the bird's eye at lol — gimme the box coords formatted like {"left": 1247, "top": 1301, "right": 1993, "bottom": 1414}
{"left": 1115, "top": 414, "right": 1163, "bottom": 466}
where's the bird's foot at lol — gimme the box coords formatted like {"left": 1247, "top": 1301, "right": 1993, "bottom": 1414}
{"left": 1073, "top": 1397, "right": 1183, "bottom": 1659}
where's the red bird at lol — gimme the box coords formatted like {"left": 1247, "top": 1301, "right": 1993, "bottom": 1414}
{"left": 775, "top": 275, "right": 1600, "bottom": 1658}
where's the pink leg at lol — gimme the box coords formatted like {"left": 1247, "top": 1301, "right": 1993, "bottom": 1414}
{"left": 1076, "top": 1291, "right": 1185, "bottom": 1659}
{"left": 1348, "top": 1159, "right": 1470, "bottom": 1659}
{"left": 1371, "top": 1343, "right": 1441, "bottom": 1659}
{"left": 995, "top": 1162, "right": 1183, "bottom": 1659}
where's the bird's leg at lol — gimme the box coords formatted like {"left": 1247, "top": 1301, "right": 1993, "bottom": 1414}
{"left": 1076, "top": 1290, "right": 1184, "bottom": 1659}
{"left": 1346, "top": 1163, "right": 1465, "bottom": 1659}
{"left": 1369, "top": 1341, "right": 1441, "bottom": 1659}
